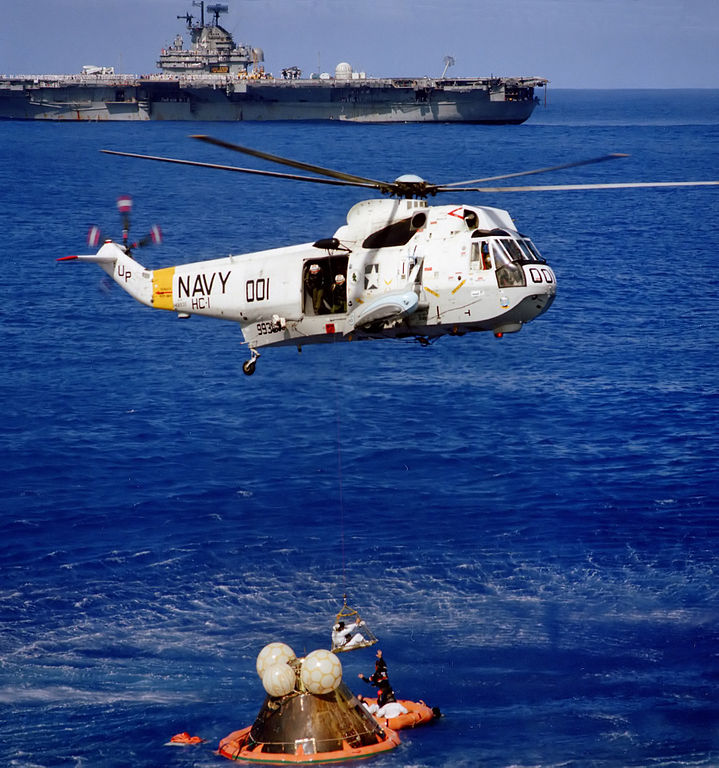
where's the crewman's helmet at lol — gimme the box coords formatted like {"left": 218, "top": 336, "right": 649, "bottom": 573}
{"left": 335, "top": 274, "right": 346, "bottom": 284}
{"left": 309, "top": 263, "right": 320, "bottom": 274}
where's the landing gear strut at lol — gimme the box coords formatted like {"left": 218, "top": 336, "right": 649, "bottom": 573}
{"left": 243, "top": 348, "right": 260, "bottom": 376}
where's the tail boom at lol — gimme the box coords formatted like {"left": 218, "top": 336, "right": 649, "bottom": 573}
{"left": 59, "top": 241, "right": 154, "bottom": 308}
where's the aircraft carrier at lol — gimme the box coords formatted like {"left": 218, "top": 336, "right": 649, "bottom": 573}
{"left": 0, "top": 2, "right": 548, "bottom": 123}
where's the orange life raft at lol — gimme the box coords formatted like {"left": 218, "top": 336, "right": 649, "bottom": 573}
{"left": 362, "top": 699, "right": 439, "bottom": 731}
{"left": 218, "top": 724, "right": 400, "bottom": 764}
{"left": 169, "top": 731, "right": 204, "bottom": 745}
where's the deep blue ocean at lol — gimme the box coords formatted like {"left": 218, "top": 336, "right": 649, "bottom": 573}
{"left": 2, "top": 89, "right": 719, "bottom": 768}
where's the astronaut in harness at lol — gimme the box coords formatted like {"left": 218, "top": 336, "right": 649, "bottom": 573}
{"left": 331, "top": 619, "right": 366, "bottom": 651}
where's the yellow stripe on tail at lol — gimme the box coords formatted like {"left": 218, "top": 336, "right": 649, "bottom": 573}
{"left": 152, "top": 267, "right": 176, "bottom": 310}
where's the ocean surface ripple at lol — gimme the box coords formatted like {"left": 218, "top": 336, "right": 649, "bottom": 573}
{"left": 2, "top": 89, "right": 719, "bottom": 767}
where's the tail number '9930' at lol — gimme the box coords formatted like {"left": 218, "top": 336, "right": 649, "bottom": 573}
{"left": 256, "top": 321, "right": 281, "bottom": 336}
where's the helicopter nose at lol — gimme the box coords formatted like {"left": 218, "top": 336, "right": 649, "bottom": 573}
{"left": 524, "top": 264, "right": 556, "bottom": 317}
{"left": 527, "top": 263, "right": 556, "bottom": 292}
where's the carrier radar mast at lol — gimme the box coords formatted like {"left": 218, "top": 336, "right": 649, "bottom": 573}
{"left": 180, "top": 3, "right": 230, "bottom": 32}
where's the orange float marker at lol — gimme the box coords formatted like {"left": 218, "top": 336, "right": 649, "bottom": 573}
{"left": 167, "top": 731, "right": 204, "bottom": 746}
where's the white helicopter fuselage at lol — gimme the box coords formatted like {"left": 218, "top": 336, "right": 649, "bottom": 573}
{"left": 75, "top": 198, "right": 556, "bottom": 360}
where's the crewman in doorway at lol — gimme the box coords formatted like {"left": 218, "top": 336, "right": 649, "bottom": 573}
{"left": 305, "top": 263, "right": 325, "bottom": 314}
{"left": 326, "top": 273, "right": 347, "bottom": 313}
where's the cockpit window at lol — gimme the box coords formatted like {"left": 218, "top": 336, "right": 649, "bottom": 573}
{"left": 523, "top": 239, "right": 543, "bottom": 261}
{"left": 492, "top": 241, "right": 512, "bottom": 266}
{"left": 500, "top": 238, "right": 524, "bottom": 261}
{"left": 362, "top": 217, "right": 420, "bottom": 249}
{"left": 470, "top": 241, "right": 492, "bottom": 270}
{"left": 469, "top": 236, "right": 543, "bottom": 286}
{"left": 493, "top": 241, "right": 526, "bottom": 288}
{"left": 499, "top": 237, "right": 545, "bottom": 264}
{"left": 516, "top": 239, "right": 535, "bottom": 260}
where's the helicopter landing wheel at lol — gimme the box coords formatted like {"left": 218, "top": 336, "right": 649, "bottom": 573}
{"left": 243, "top": 348, "right": 260, "bottom": 376}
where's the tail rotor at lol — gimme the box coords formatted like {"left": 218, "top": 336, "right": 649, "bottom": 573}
{"left": 85, "top": 195, "right": 162, "bottom": 254}
{"left": 134, "top": 223, "right": 163, "bottom": 249}
{"left": 87, "top": 225, "right": 103, "bottom": 247}
{"left": 116, "top": 194, "right": 133, "bottom": 245}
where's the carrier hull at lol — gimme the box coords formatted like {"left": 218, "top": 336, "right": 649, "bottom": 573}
{"left": 0, "top": 75, "right": 543, "bottom": 123}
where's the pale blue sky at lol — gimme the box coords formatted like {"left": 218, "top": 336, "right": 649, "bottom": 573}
{"left": 2, "top": 0, "right": 718, "bottom": 88}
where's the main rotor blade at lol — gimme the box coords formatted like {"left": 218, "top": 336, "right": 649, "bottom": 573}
{"left": 438, "top": 180, "right": 719, "bottom": 193}
{"left": 191, "top": 134, "right": 391, "bottom": 188}
{"left": 441, "top": 153, "right": 630, "bottom": 188}
{"left": 100, "top": 150, "right": 379, "bottom": 190}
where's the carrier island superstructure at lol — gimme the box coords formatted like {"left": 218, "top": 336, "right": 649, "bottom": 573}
{"left": 0, "top": 2, "right": 548, "bottom": 123}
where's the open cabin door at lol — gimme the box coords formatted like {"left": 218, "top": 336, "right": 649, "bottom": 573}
{"left": 303, "top": 255, "right": 349, "bottom": 317}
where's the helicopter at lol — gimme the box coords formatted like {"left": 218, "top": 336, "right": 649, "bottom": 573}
{"left": 59, "top": 136, "right": 719, "bottom": 375}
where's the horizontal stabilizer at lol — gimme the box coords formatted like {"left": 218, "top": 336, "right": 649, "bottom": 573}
{"left": 56, "top": 253, "right": 118, "bottom": 265}
{"left": 344, "top": 290, "right": 419, "bottom": 334}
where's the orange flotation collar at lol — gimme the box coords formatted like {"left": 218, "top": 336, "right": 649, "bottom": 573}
{"left": 218, "top": 724, "right": 400, "bottom": 763}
